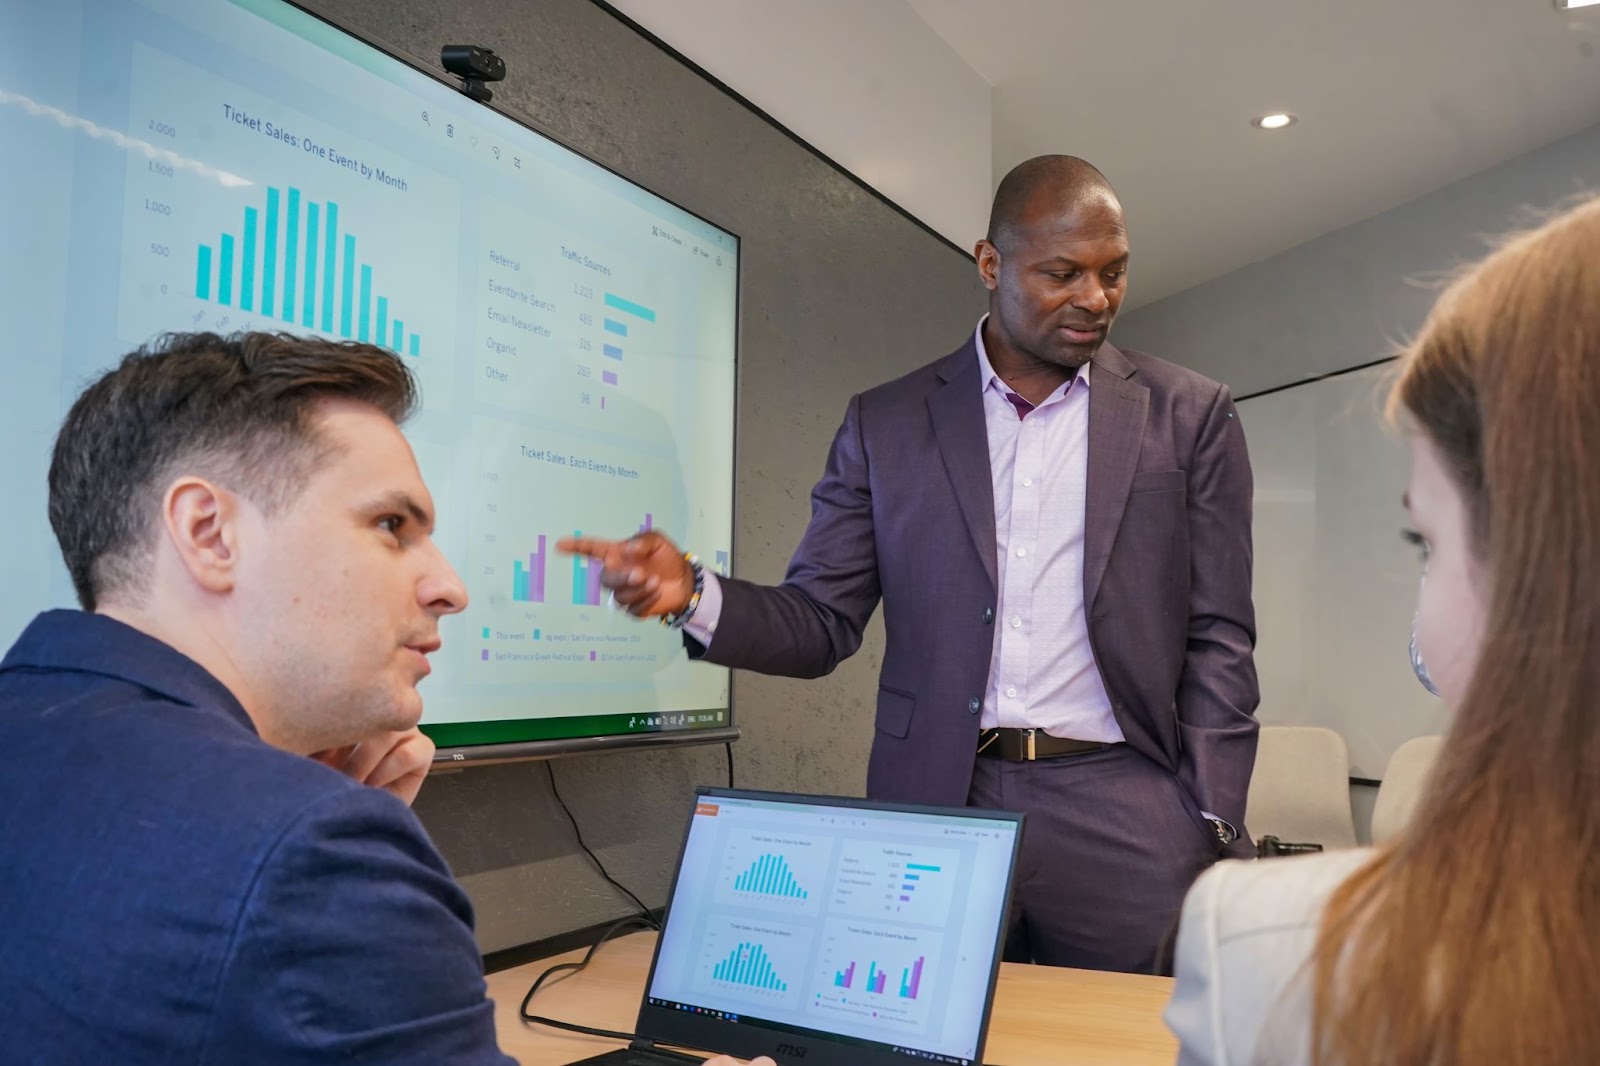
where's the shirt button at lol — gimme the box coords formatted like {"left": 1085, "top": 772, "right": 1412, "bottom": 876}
{"left": 1010, "top": 616, "right": 1022, "bottom": 629}
{"left": 967, "top": 696, "right": 981, "bottom": 714}
{"left": 1022, "top": 476, "right": 1033, "bottom": 487}
{"left": 1016, "top": 547, "right": 1027, "bottom": 558}
{"left": 1005, "top": 685, "right": 1017, "bottom": 698}
{"left": 982, "top": 607, "right": 994, "bottom": 624}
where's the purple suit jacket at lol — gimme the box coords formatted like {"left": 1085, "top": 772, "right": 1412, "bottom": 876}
{"left": 695, "top": 338, "right": 1259, "bottom": 857}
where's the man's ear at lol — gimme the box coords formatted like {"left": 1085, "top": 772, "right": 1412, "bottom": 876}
{"left": 161, "top": 477, "right": 242, "bottom": 594}
{"left": 974, "top": 239, "right": 1002, "bottom": 292}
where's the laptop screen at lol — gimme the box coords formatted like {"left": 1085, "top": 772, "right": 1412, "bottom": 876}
{"left": 645, "top": 790, "right": 1022, "bottom": 1065}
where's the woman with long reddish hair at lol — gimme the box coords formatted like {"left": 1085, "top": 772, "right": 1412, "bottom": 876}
{"left": 1165, "top": 195, "right": 1600, "bottom": 1065}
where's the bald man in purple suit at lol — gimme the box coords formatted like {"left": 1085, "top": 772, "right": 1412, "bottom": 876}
{"left": 564, "top": 155, "right": 1259, "bottom": 975}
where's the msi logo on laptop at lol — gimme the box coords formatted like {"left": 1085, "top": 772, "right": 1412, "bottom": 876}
{"left": 775, "top": 1043, "right": 809, "bottom": 1059}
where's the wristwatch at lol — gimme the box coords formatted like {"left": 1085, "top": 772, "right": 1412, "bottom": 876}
{"left": 1206, "top": 817, "right": 1239, "bottom": 846}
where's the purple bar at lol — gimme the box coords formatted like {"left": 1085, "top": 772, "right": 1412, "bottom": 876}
{"left": 589, "top": 650, "right": 597, "bottom": 661}
{"left": 480, "top": 649, "right": 489, "bottom": 661}
{"left": 586, "top": 558, "right": 603, "bottom": 605}
{"left": 899, "top": 895, "right": 911, "bottom": 901}
{"left": 533, "top": 534, "right": 546, "bottom": 602}
{"left": 602, "top": 370, "right": 618, "bottom": 386}
{"left": 909, "top": 957, "right": 924, "bottom": 999}
{"left": 639, "top": 513, "right": 653, "bottom": 533}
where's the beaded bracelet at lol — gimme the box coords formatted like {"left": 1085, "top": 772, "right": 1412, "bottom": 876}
{"left": 662, "top": 552, "right": 706, "bottom": 629}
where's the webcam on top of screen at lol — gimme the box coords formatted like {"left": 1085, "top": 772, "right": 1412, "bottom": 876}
{"left": 441, "top": 44, "right": 505, "bottom": 104}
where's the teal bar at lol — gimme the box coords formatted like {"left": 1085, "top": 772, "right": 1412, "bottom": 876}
{"left": 340, "top": 236, "right": 355, "bottom": 337}
{"left": 572, "top": 532, "right": 586, "bottom": 603}
{"left": 196, "top": 244, "right": 212, "bottom": 300}
{"left": 358, "top": 264, "right": 372, "bottom": 341}
{"left": 392, "top": 320, "right": 403, "bottom": 350}
{"left": 322, "top": 202, "right": 338, "bottom": 331}
{"left": 282, "top": 188, "right": 300, "bottom": 323}
{"left": 604, "top": 292, "right": 657, "bottom": 322}
{"left": 262, "top": 187, "right": 279, "bottom": 316}
{"left": 218, "top": 234, "right": 235, "bottom": 306}
{"left": 906, "top": 863, "right": 942, "bottom": 872}
{"left": 408, "top": 333, "right": 419, "bottom": 357}
{"left": 302, "top": 202, "right": 319, "bottom": 327}
{"left": 376, "top": 296, "right": 388, "bottom": 347}
{"left": 240, "top": 207, "right": 257, "bottom": 312}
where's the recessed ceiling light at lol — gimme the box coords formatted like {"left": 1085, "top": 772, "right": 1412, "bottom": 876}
{"left": 1557, "top": 0, "right": 1600, "bottom": 9}
{"left": 1252, "top": 112, "right": 1297, "bottom": 131}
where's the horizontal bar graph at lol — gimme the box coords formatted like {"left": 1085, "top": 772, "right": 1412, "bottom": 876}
{"left": 511, "top": 536, "right": 547, "bottom": 603}
{"left": 733, "top": 853, "right": 808, "bottom": 899}
{"left": 604, "top": 291, "right": 657, "bottom": 322}
{"left": 712, "top": 942, "right": 787, "bottom": 991}
{"left": 195, "top": 185, "right": 422, "bottom": 356}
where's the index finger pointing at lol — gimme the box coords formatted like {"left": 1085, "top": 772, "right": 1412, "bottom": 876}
{"left": 556, "top": 535, "right": 618, "bottom": 558}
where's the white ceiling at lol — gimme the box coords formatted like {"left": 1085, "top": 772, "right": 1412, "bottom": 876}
{"left": 906, "top": 0, "right": 1600, "bottom": 306}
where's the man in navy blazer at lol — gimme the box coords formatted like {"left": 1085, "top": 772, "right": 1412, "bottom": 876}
{"left": 0, "top": 333, "right": 516, "bottom": 1063}
{"left": 566, "top": 156, "right": 1259, "bottom": 974}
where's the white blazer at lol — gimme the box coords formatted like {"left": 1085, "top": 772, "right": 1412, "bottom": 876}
{"left": 1164, "top": 848, "right": 1376, "bottom": 1066}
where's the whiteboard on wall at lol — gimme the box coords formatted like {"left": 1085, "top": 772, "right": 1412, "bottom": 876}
{"left": 1239, "top": 364, "right": 1449, "bottom": 779}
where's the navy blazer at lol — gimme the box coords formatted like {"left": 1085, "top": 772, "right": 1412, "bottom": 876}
{"left": 693, "top": 338, "right": 1259, "bottom": 855}
{"left": 0, "top": 611, "right": 512, "bottom": 1064}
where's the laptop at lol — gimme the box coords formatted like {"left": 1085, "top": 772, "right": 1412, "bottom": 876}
{"left": 566, "top": 787, "right": 1025, "bottom": 1066}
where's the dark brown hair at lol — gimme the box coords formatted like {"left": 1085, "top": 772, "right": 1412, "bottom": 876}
{"left": 49, "top": 331, "right": 416, "bottom": 610}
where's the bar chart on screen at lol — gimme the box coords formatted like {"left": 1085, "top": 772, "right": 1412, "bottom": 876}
{"left": 714, "top": 829, "right": 833, "bottom": 915}
{"left": 830, "top": 840, "right": 960, "bottom": 925}
{"left": 116, "top": 44, "right": 459, "bottom": 410}
{"left": 808, "top": 918, "right": 942, "bottom": 1035}
{"left": 696, "top": 917, "right": 806, "bottom": 1008}
{"left": 459, "top": 423, "right": 686, "bottom": 690}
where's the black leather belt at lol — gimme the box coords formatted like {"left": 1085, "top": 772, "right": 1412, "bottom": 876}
{"left": 976, "top": 727, "right": 1107, "bottom": 761}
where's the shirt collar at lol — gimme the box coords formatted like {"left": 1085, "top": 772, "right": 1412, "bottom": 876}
{"left": 973, "top": 313, "right": 1089, "bottom": 403}
{"left": 2, "top": 610, "right": 257, "bottom": 735}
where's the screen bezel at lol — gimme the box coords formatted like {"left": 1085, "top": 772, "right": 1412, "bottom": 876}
{"left": 258, "top": 0, "right": 743, "bottom": 766}
{"left": 632, "top": 787, "right": 1024, "bottom": 1066}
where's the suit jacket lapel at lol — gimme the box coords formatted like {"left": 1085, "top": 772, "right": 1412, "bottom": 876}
{"left": 928, "top": 342, "right": 998, "bottom": 592}
{"left": 1084, "top": 343, "right": 1147, "bottom": 611}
